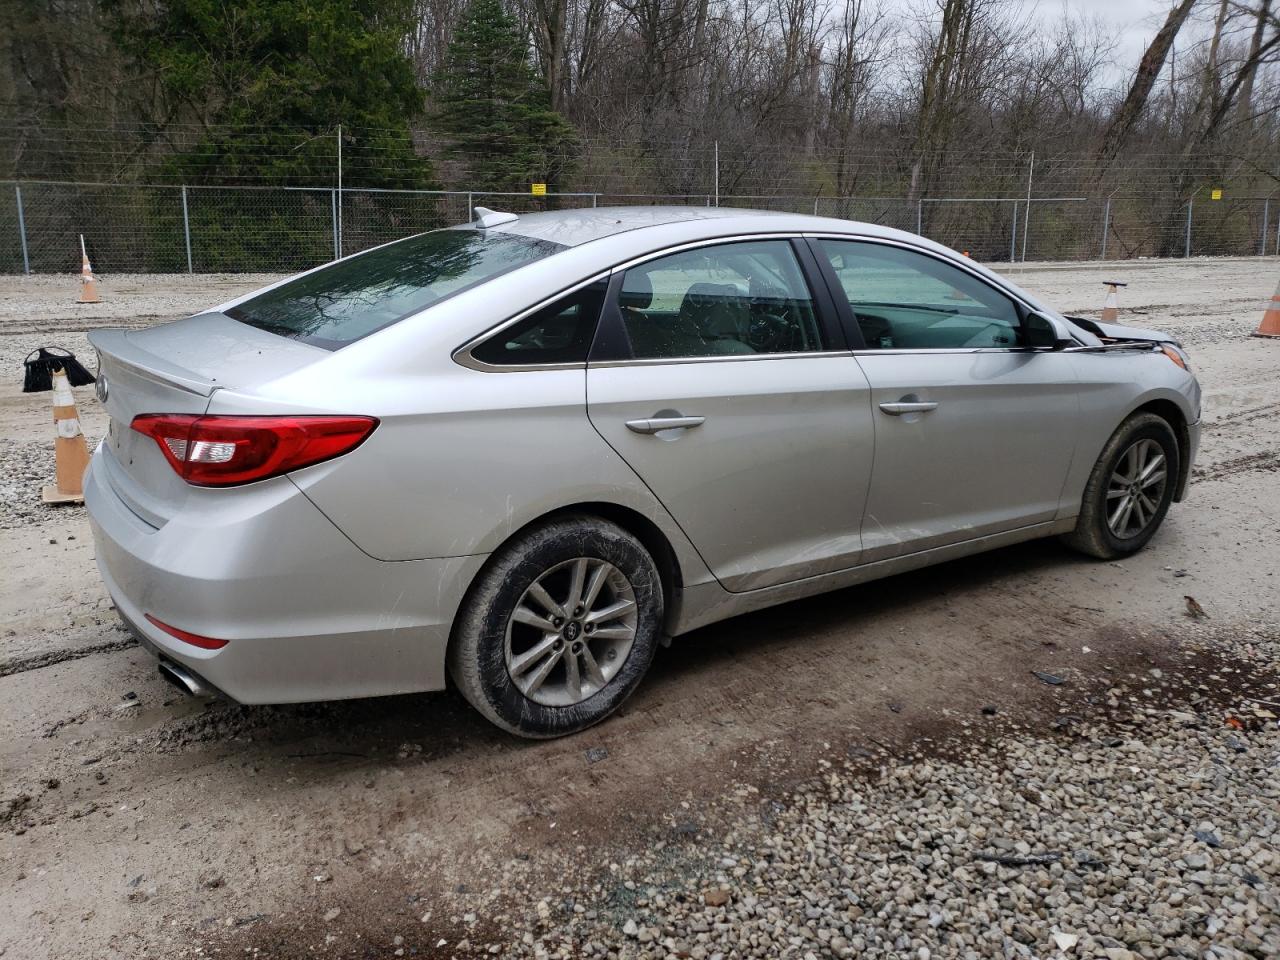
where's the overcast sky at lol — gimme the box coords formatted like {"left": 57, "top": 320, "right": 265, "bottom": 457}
{"left": 1057, "top": 0, "right": 1181, "bottom": 66}
{"left": 994, "top": 0, "right": 1228, "bottom": 90}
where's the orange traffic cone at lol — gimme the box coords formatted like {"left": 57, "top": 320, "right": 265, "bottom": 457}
{"left": 1253, "top": 278, "right": 1280, "bottom": 339}
{"left": 1100, "top": 280, "right": 1127, "bottom": 323}
{"left": 77, "top": 234, "right": 100, "bottom": 304}
{"left": 42, "top": 367, "right": 92, "bottom": 504}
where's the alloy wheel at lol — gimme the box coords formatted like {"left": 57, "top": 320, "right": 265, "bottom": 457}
{"left": 504, "top": 557, "right": 638, "bottom": 707}
{"left": 1106, "top": 438, "right": 1168, "bottom": 539}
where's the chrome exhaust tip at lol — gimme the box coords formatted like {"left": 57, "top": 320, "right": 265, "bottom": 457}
{"left": 158, "top": 659, "right": 214, "bottom": 698}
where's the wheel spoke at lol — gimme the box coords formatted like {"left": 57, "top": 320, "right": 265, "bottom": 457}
{"left": 1138, "top": 489, "right": 1159, "bottom": 513}
{"left": 564, "top": 651, "right": 582, "bottom": 699}
{"left": 509, "top": 635, "right": 559, "bottom": 677}
{"left": 581, "top": 563, "right": 609, "bottom": 612}
{"left": 1130, "top": 494, "right": 1147, "bottom": 529}
{"left": 589, "top": 625, "right": 634, "bottom": 641}
{"left": 585, "top": 598, "right": 635, "bottom": 625}
{"left": 1139, "top": 451, "right": 1165, "bottom": 483}
{"left": 1106, "top": 485, "right": 1128, "bottom": 500}
{"left": 1120, "top": 497, "right": 1137, "bottom": 533}
{"left": 1140, "top": 468, "right": 1167, "bottom": 489}
{"left": 580, "top": 644, "right": 608, "bottom": 688}
{"left": 1109, "top": 494, "right": 1131, "bottom": 530}
{"left": 512, "top": 605, "right": 556, "bottom": 632}
{"left": 527, "top": 581, "right": 567, "bottom": 619}
{"left": 1113, "top": 449, "right": 1134, "bottom": 484}
{"left": 518, "top": 645, "right": 562, "bottom": 696}
{"left": 564, "top": 558, "right": 588, "bottom": 613}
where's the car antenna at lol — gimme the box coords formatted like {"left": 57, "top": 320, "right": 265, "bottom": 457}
{"left": 473, "top": 207, "right": 519, "bottom": 230}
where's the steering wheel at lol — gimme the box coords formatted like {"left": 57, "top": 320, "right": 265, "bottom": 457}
{"left": 746, "top": 311, "right": 795, "bottom": 351}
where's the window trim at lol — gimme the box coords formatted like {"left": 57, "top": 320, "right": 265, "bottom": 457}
{"left": 802, "top": 234, "right": 1050, "bottom": 355}
{"left": 589, "top": 234, "right": 842, "bottom": 365}
{"left": 452, "top": 231, "right": 1068, "bottom": 373}
{"left": 453, "top": 271, "right": 612, "bottom": 372}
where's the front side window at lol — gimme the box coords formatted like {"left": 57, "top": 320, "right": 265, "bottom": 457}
{"left": 816, "top": 240, "right": 1022, "bottom": 350}
{"left": 470, "top": 281, "right": 606, "bottom": 366}
{"left": 617, "top": 240, "right": 823, "bottom": 359}
{"left": 228, "top": 229, "right": 566, "bottom": 349}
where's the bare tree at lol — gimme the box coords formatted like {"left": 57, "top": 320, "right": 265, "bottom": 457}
{"left": 1097, "top": 0, "right": 1198, "bottom": 168}
{"left": 823, "top": 0, "right": 890, "bottom": 194}
{"left": 1235, "top": 0, "right": 1275, "bottom": 120}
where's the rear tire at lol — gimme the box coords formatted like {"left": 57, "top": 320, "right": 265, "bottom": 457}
{"left": 448, "top": 515, "right": 663, "bottom": 738}
{"left": 1061, "top": 412, "right": 1180, "bottom": 560}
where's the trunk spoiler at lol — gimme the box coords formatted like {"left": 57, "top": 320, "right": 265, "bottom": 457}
{"left": 87, "top": 329, "right": 218, "bottom": 398}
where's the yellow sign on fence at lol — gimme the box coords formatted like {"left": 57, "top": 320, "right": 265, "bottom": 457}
{"left": 1211, "top": 188, "right": 1223, "bottom": 201}
{"left": 531, "top": 182, "right": 547, "bottom": 197}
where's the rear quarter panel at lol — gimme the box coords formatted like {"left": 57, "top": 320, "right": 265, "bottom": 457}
{"left": 216, "top": 364, "right": 715, "bottom": 591}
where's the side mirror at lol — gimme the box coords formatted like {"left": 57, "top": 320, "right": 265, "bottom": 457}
{"left": 1024, "top": 312, "right": 1074, "bottom": 350}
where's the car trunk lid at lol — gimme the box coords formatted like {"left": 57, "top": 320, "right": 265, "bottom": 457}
{"left": 88, "top": 313, "right": 329, "bottom": 525}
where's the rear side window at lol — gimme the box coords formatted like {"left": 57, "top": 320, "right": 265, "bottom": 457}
{"left": 227, "top": 230, "right": 565, "bottom": 349}
{"left": 470, "top": 281, "right": 606, "bottom": 366}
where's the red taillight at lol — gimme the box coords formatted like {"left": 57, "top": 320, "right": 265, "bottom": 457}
{"left": 145, "top": 613, "right": 229, "bottom": 650}
{"left": 131, "top": 414, "right": 377, "bottom": 487}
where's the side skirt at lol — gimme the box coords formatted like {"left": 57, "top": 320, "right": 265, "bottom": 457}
{"left": 671, "top": 517, "right": 1078, "bottom": 636}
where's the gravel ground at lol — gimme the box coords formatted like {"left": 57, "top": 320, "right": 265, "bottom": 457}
{"left": 0, "top": 435, "right": 101, "bottom": 530}
{"left": 0, "top": 273, "right": 277, "bottom": 333}
{"left": 1, "top": 257, "right": 1278, "bottom": 960}
{"left": 489, "top": 629, "right": 1280, "bottom": 960}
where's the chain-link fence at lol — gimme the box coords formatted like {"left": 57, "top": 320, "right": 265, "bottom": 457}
{"left": 2, "top": 180, "right": 1276, "bottom": 274}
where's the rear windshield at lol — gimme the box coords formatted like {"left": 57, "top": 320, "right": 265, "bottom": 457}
{"left": 226, "top": 229, "right": 565, "bottom": 349}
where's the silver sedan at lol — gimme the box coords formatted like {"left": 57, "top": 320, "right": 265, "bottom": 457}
{"left": 86, "top": 207, "right": 1201, "bottom": 737}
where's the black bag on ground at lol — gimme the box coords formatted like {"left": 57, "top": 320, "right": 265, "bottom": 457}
{"left": 23, "top": 347, "right": 97, "bottom": 393}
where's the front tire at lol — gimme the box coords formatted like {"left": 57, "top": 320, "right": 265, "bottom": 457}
{"left": 448, "top": 516, "right": 663, "bottom": 738}
{"left": 1061, "top": 412, "right": 1180, "bottom": 560}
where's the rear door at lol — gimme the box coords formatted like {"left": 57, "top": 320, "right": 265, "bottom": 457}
{"left": 585, "top": 237, "right": 875, "bottom": 592}
{"left": 810, "top": 238, "right": 1080, "bottom": 562}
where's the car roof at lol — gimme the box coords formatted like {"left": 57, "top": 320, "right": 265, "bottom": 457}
{"left": 324, "top": 204, "right": 1065, "bottom": 366}
{"left": 484, "top": 205, "right": 1049, "bottom": 314}
{"left": 490, "top": 205, "right": 905, "bottom": 248}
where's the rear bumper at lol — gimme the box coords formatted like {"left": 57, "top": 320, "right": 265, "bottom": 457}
{"left": 85, "top": 447, "right": 487, "bottom": 704}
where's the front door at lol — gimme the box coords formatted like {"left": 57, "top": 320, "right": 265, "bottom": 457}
{"left": 811, "top": 238, "right": 1080, "bottom": 562}
{"left": 586, "top": 238, "right": 875, "bottom": 592}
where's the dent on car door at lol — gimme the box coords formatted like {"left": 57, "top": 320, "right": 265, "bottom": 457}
{"left": 811, "top": 238, "right": 1081, "bottom": 562}
{"left": 585, "top": 238, "right": 875, "bottom": 592}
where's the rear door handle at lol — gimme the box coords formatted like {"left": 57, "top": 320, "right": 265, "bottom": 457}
{"left": 878, "top": 401, "right": 939, "bottom": 415}
{"left": 625, "top": 416, "right": 705, "bottom": 434}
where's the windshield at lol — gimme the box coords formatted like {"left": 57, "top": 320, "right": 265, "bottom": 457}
{"left": 226, "top": 229, "right": 566, "bottom": 349}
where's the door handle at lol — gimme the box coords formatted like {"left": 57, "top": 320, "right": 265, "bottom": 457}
{"left": 625, "top": 416, "right": 705, "bottom": 434}
{"left": 878, "top": 401, "right": 939, "bottom": 415}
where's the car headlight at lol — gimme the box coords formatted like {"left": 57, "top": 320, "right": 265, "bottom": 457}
{"left": 1161, "top": 343, "right": 1191, "bottom": 371}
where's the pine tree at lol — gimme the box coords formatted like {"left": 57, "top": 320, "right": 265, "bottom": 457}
{"left": 105, "top": 0, "right": 435, "bottom": 188}
{"left": 432, "top": 0, "right": 577, "bottom": 191}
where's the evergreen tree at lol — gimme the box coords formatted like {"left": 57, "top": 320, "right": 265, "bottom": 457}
{"left": 104, "top": 0, "right": 435, "bottom": 188}
{"left": 431, "top": 0, "right": 576, "bottom": 192}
